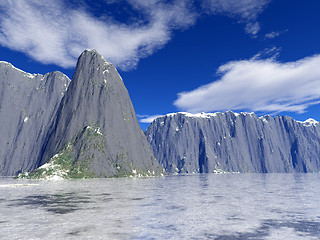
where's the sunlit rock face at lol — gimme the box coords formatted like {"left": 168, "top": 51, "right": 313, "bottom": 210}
{"left": 37, "top": 50, "right": 162, "bottom": 178}
{"left": 0, "top": 61, "right": 70, "bottom": 176}
{"left": 1, "top": 50, "right": 162, "bottom": 178}
{"left": 146, "top": 112, "right": 320, "bottom": 174}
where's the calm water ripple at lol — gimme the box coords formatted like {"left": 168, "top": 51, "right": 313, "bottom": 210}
{"left": 1, "top": 173, "right": 320, "bottom": 239}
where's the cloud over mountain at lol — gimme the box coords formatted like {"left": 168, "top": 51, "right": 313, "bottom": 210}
{"left": 174, "top": 54, "right": 320, "bottom": 114}
{"left": 0, "top": 0, "right": 270, "bottom": 70}
{"left": 137, "top": 114, "right": 164, "bottom": 123}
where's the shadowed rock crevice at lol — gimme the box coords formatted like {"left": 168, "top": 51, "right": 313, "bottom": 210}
{"left": 198, "top": 130, "right": 208, "bottom": 173}
{"left": 146, "top": 112, "right": 320, "bottom": 174}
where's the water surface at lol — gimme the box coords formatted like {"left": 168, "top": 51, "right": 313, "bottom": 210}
{"left": 1, "top": 173, "right": 320, "bottom": 239}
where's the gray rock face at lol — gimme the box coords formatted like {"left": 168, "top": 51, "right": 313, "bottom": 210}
{"left": 146, "top": 112, "right": 320, "bottom": 173}
{"left": 38, "top": 50, "right": 161, "bottom": 177}
{"left": 0, "top": 50, "right": 162, "bottom": 177}
{"left": 0, "top": 62, "right": 70, "bottom": 176}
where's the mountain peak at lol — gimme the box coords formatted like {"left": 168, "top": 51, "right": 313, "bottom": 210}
{"left": 35, "top": 49, "right": 162, "bottom": 178}
{"left": 298, "top": 118, "right": 319, "bottom": 127}
{"left": 77, "top": 49, "right": 111, "bottom": 66}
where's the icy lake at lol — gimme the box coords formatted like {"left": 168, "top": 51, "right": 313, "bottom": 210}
{"left": 1, "top": 173, "right": 320, "bottom": 239}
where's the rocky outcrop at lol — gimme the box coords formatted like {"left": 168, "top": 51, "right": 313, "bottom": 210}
{"left": 0, "top": 61, "right": 70, "bottom": 176}
{"left": 1, "top": 50, "right": 162, "bottom": 178}
{"left": 145, "top": 112, "right": 320, "bottom": 173}
{"left": 36, "top": 50, "right": 161, "bottom": 178}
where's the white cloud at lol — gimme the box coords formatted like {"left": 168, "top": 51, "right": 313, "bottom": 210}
{"left": 0, "top": 0, "right": 196, "bottom": 69}
{"left": 0, "top": 0, "right": 271, "bottom": 69}
{"left": 202, "top": 0, "right": 270, "bottom": 19}
{"left": 265, "top": 31, "right": 280, "bottom": 39}
{"left": 137, "top": 114, "right": 163, "bottom": 123}
{"left": 0, "top": 1, "right": 74, "bottom": 67}
{"left": 245, "top": 22, "right": 260, "bottom": 36}
{"left": 174, "top": 54, "right": 320, "bottom": 114}
{"left": 265, "top": 29, "right": 288, "bottom": 39}
{"left": 202, "top": 0, "right": 270, "bottom": 36}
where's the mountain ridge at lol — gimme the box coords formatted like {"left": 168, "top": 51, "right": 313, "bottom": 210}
{"left": 152, "top": 111, "right": 319, "bottom": 126}
{"left": 0, "top": 61, "right": 71, "bottom": 176}
{"left": 1, "top": 50, "right": 162, "bottom": 178}
{"left": 146, "top": 111, "right": 320, "bottom": 174}
{"left": 35, "top": 49, "right": 162, "bottom": 178}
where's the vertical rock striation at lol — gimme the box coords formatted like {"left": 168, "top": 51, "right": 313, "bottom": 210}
{"left": 37, "top": 50, "right": 161, "bottom": 178}
{"left": 0, "top": 50, "right": 162, "bottom": 178}
{"left": 146, "top": 112, "right": 320, "bottom": 173}
{"left": 0, "top": 62, "right": 70, "bottom": 176}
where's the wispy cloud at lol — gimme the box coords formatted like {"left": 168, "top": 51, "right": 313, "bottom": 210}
{"left": 0, "top": 0, "right": 271, "bottom": 69}
{"left": 265, "top": 29, "right": 288, "bottom": 39}
{"left": 174, "top": 54, "right": 320, "bottom": 114}
{"left": 202, "top": 0, "right": 270, "bottom": 37}
{"left": 202, "top": 0, "right": 270, "bottom": 19}
{"left": 265, "top": 31, "right": 281, "bottom": 39}
{"left": 251, "top": 47, "right": 281, "bottom": 60}
{"left": 0, "top": 0, "right": 197, "bottom": 69}
{"left": 137, "top": 114, "right": 163, "bottom": 123}
{"left": 245, "top": 22, "right": 260, "bottom": 36}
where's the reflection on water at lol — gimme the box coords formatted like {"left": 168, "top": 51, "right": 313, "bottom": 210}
{"left": 212, "top": 219, "right": 320, "bottom": 240}
{"left": 8, "top": 192, "right": 91, "bottom": 214}
{"left": 0, "top": 174, "right": 320, "bottom": 239}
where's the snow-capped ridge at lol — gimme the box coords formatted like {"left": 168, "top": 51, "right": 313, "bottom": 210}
{"left": 0, "top": 61, "right": 70, "bottom": 83}
{"left": 149, "top": 111, "right": 320, "bottom": 129}
{"left": 165, "top": 112, "right": 219, "bottom": 118}
{"left": 163, "top": 111, "right": 256, "bottom": 119}
{"left": 298, "top": 118, "right": 319, "bottom": 127}
{"left": 146, "top": 111, "right": 320, "bottom": 174}
{"left": 159, "top": 111, "right": 319, "bottom": 127}
{"left": 0, "top": 61, "right": 38, "bottom": 79}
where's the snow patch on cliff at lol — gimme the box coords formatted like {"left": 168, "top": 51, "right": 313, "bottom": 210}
{"left": 298, "top": 118, "right": 319, "bottom": 127}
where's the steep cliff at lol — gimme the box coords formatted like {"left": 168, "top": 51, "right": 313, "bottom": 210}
{"left": 1, "top": 50, "right": 162, "bottom": 178}
{"left": 32, "top": 50, "right": 161, "bottom": 178}
{"left": 0, "top": 62, "right": 70, "bottom": 176}
{"left": 146, "top": 112, "right": 320, "bottom": 173}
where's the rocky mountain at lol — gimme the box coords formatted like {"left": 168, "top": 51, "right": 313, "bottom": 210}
{"left": 34, "top": 50, "right": 161, "bottom": 178}
{"left": 0, "top": 61, "right": 70, "bottom": 176}
{"left": 1, "top": 50, "right": 162, "bottom": 178}
{"left": 145, "top": 111, "right": 320, "bottom": 173}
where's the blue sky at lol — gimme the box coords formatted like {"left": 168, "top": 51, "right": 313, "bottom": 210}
{"left": 0, "top": 0, "right": 320, "bottom": 130}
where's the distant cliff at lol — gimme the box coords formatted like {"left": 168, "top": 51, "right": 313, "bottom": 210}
{"left": 0, "top": 50, "right": 162, "bottom": 178}
{"left": 146, "top": 112, "right": 320, "bottom": 173}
